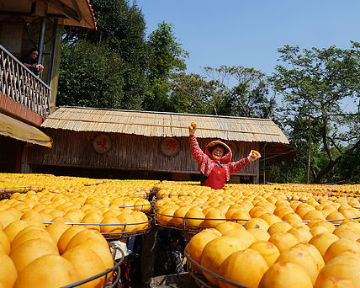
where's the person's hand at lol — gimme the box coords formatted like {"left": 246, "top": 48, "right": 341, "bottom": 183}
{"left": 182, "top": 256, "right": 187, "bottom": 266}
{"left": 32, "top": 63, "right": 37, "bottom": 68}
{"left": 188, "top": 122, "right": 197, "bottom": 135}
{"left": 248, "top": 150, "right": 261, "bottom": 162}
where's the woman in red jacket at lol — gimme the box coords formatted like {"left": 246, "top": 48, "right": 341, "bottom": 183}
{"left": 189, "top": 122, "right": 261, "bottom": 189}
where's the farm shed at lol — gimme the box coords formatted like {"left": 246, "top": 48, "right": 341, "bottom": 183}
{"left": 23, "top": 106, "right": 295, "bottom": 183}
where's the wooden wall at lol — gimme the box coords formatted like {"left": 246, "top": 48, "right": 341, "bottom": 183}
{"left": 26, "top": 129, "right": 259, "bottom": 176}
{"left": 0, "top": 135, "right": 23, "bottom": 172}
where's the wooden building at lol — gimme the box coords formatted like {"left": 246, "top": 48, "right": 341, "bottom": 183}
{"left": 23, "top": 106, "right": 296, "bottom": 183}
{"left": 0, "top": 0, "right": 96, "bottom": 107}
{"left": 0, "top": 0, "right": 96, "bottom": 171}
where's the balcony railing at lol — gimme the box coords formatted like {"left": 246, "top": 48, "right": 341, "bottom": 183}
{"left": 0, "top": 44, "right": 50, "bottom": 117}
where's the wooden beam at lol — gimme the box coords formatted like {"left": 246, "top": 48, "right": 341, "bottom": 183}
{"left": 69, "top": 0, "right": 82, "bottom": 21}
{"left": 0, "top": 1, "right": 35, "bottom": 16}
{"left": 0, "top": 93, "right": 44, "bottom": 126}
{"left": 49, "top": 0, "right": 81, "bottom": 22}
{"left": 0, "top": 11, "right": 33, "bottom": 16}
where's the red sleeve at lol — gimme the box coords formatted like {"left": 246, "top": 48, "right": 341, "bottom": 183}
{"left": 228, "top": 157, "right": 250, "bottom": 174}
{"left": 189, "top": 135, "right": 205, "bottom": 165}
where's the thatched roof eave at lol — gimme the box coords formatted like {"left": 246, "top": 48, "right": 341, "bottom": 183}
{"left": 42, "top": 106, "right": 290, "bottom": 145}
{"left": 42, "top": 106, "right": 297, "bottom": 163}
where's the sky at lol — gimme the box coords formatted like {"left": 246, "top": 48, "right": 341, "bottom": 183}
{"left": 136, "top": 0, "right": 360, "bottom": 77}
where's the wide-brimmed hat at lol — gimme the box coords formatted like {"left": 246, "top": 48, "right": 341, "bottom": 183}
{"left": 206, "top": 139, "right": 231, "bottom": 153}
{"left": 205, "top": 139, "right": 232, "bottom": 163}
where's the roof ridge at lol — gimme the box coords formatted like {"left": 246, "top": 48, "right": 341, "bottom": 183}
{"left": 57, "top": 106, "right": 273, "bottom": 122}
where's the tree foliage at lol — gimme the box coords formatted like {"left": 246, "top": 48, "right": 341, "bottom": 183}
{"left": 168, "top": 72, "right": 221, "bottom": 114}
{"left": 57, "top": 41, "right": 125, "bottom": 108}
{"left": 335, "top": 144, "right": 360, "bottom": 183}
{"left": 204, "top": 66, "right": 276, "bottom": 118}
{"left": 270, "top": 43, "right": 360, "bottom": 183}
{"left": 165, "top": 65, "right": 276, "bottom": 117}
{"left": 58, "top": 0, "right": 148, "bottom": 109}
{"left": 147, "top": 22, "right": 188, "bottom": 80}
{"left": 144, "top": 22, "right": 188, "bottom": 111}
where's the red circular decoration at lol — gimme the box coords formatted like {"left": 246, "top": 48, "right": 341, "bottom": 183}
{"left": 161, "top": 138, "right": 180, "bottom": 156}
{"left": 93, "top": 134, "right": 112, "bottom": 154}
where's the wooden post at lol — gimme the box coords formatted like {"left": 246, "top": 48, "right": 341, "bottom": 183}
{"left": 140, "top": 225, "right": 159, "bottom": 287}
{"left": 47, "top": 18, "right": 58, "bottom": 86}
{"left": 262, "top": 143, "right": 266, "bottom": 184}
{"left": 38, "top": 3, "right": 48, "bottom": 67}
{"left": 14, "top": 141, "right": 24, "bottom": 172}
{"left": 49, "top": 25, "right": 63, "bottom": 113}
{"left": 21, "top": 143, "right": 32, "bottom": 173}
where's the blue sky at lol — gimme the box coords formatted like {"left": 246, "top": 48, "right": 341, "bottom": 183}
{"left": 136, "top": 0, "right": 360, "bottom": 77}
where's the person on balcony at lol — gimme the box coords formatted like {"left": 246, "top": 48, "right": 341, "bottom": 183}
{"left": 21, "top": 48, "right": 44, "bottom": 75}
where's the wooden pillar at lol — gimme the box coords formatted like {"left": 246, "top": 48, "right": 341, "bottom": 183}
{"left": 47, "top": 18, "right": 58, "bottom": 86}
{"left": 14, "top": 141, "right": 24, "bottom": 172}
{"left": 49, "top": 26, "right": 63, "bottom": 112}
{"left": 21, "top": 143, "right": 32, "bottom": 173}
{"left": 140, "top": 226, "right": 159, "bottom": 287}
{"left": 261, "top": 143, "right": 267, "bottom": 184}
{"left": 38, "top": 3, "right": 48, "bottom": 65}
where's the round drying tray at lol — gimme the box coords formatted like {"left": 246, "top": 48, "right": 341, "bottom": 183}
{"left": 0, "top": 186, "right": 45, "bottom": 200}
{"left": 44, "top": 218, "right": 152, "bottom": 241}
{"left": 155, "top": 208, "right": 360, "bottom": 233}
{"left": 154, "top": 209, "right": 248, "bottom": 232}
{"left": 184, "top": 244, "right": 249, "bottom": 288}
{"left": 61, "top": 243, "right": 124, "bottom": 288}
{"left": 115, "top": 203, "right": 152, "bottom": 212}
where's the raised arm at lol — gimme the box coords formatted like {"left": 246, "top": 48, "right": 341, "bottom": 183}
{"left": 189, "top": 122, "right": 205, "bottom": 164}
{"left": 228, "top": 150, "right": 261, "bottom": 173}
{"left": 228, "top": 157, "right": 250, "bottom": 173}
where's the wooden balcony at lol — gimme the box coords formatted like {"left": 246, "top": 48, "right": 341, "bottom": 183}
{"left": 0, "top": 44, "right": 50, "bottom": 122}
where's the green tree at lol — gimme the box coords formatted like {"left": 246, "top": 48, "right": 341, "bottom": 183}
{"left": 168, "top": 72, "right": 222, "bottom": 114}
{"left": 144, "top": 22, "right": 188, "bottom": 111}
{"left": 204, "top": 66, "right": 276, "bottom": 118}
{"left": 59, "top": 0, "right": 148, "bottom": 109}
{"left": 335, "top": 144, "right": 360, "bottom": 183}
{"left": 270, "top": 43, "right": 360, "bottom": 183}
{"left": 57, "top": 41, "right": 125, "bottom": 108}
{"left": 166, "top": 65, "right": 275, "bottom": 117}
{"left": 63, "top": 0, "right": 148, "bottom": 64}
